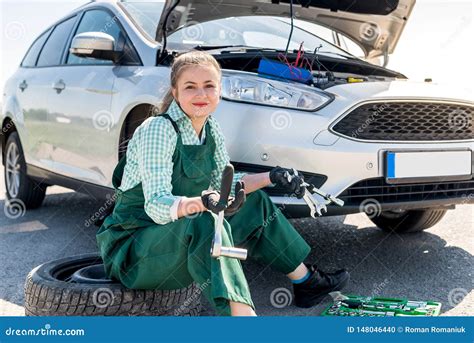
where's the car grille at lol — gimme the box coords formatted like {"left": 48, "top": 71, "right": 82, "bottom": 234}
{"left": 338, "top": 177, "right": 474, "bottom": 205}
{"left": 332, "top": 102, "right": 474, "bottom": 141}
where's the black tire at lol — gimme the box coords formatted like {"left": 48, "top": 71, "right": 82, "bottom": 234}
{"left": 24, "top": 254, "right": 202, "bottom": 316}
{"left": 4, "top": 132, "right": 47, "bottom": 209}
{"left": 369, "top": 208, "right": 448, "bottom": 233}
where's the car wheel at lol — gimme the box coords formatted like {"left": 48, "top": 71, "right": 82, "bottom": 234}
{"left": 24, "top": 254, "right": 202, "bottom": 316}
{"left": 4, "top": 132, "right": 47, "bottom": 209}
{"left": 369, "top": 209, "right": 448, "bottom": 233}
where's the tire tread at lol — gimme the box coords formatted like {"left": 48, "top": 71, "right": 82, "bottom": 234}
{"left": 24, "top": 256, "right": 202, "bottom": 316}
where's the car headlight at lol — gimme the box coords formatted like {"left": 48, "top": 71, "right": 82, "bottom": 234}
{"left": 221, "top": 70, "right": 333, "bottom": 111}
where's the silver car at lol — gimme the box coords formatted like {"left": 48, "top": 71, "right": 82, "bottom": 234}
{"left": 2, "top": 0, "right": 473, "bottom": 233}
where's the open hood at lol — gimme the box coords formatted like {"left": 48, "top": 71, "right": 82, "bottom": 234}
{"left": 156, "top": 0, "right": 415, "bottom": 58}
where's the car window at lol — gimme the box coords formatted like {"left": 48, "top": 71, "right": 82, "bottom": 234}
{"left": 21, "top": 28, "right": 52, "bottom": 67}
{"left": 36, "top": 16, "right": 77, "bottom": 67}
{"left": 281, "top": 18, "right": 335, "bottom": 43}
{"left": 288, "top": 19, "right": 365, "bottom": 58}
{"left": 67, "top": 9, "right": 126, "bottom": 65}
{"left": 339, "top": 35, "right": 365, "bottom": 58}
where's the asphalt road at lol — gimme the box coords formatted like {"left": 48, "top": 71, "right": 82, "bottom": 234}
{"left": 0, "top": 167, "right": 472, "bottom": 316}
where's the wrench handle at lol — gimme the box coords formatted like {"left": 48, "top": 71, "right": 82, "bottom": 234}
{"left": 218, "top": 165, "right": 234, "bottom": 206}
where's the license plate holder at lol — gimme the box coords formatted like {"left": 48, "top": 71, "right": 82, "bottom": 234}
{"left": 384, "top": 150, "right": 472, "bottom": 184}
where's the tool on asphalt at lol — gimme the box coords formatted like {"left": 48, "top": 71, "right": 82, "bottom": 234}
{"left": 210, "top": 165, "right": 248, "bottom": 260}
{"left": 284, "top": 168, "right": 344, "bottom": 218}
{"left": 323, "top": 293, "right": 442, "bottom": 316}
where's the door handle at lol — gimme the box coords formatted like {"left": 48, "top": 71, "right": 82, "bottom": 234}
{"left": 52, "top": 79, "right": 66, "bottom": 94}
{"left": 18, "top": 80, "right": 28, "bottom": 92}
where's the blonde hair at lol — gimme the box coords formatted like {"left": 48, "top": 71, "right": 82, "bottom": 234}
{"left": 158, "top": 50, "right": 222, "bottom": 113}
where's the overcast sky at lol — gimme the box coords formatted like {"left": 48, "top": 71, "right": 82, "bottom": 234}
{"left": 1, "top": 0, "right": 473, "bottom": 95}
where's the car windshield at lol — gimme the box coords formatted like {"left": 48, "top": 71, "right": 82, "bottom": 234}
{"left": 120, "top": 0, "right": 355, "bottom": 59}
{"left": 120, "top": 0, "right": 165, "bottom": 40}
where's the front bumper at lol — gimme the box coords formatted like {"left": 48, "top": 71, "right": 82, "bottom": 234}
{"left": 238, "top": 135, "right": 474, "bottom": 218}
{"left": 272, "top": 178, "right": 474, "bottom": 219}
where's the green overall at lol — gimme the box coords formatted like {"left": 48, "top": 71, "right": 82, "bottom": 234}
{"left": 96, "top": 114, "right": 311, "bottom": 316}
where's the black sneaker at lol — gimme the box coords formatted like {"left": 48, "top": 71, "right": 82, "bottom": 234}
{"left": 293, "top": 264, "right": 350, "bottom": 308}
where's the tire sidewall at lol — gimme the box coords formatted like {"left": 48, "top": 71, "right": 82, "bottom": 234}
{"left": 5, "top": 132, "right": 31, "bottom": 200}
{"left": 370, "top": 208, "right": 448, "bottom": 233}
{"left": 29, "top": 253, "right": 124, "bottom": 291}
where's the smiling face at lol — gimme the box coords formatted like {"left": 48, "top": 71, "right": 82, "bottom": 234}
{"left": 171, "top": 64, "right": 221, "bottom": 121}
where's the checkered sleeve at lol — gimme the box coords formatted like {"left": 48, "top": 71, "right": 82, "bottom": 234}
{"left": 137, "top": 116, "right": 182, "bottom": 225}
{"left": 208, "top": 118, "right": 247, "bottom": 197}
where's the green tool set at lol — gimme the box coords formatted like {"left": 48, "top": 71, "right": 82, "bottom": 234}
{"left": 322, "top": 292, "right": 442, "bottom": 317}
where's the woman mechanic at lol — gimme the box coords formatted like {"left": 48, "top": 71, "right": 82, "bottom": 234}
{"left": 96, "top": 50, "right": 349, "bottom": 316}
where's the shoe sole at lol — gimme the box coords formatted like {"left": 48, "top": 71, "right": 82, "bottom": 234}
{"left": 294, "top": 273, "right": 350, "bottom": 308}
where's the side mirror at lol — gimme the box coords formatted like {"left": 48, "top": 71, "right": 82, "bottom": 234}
{"left": 70, "top": 32, "right": 122, "bottom": 63}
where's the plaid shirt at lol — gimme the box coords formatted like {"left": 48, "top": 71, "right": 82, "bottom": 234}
{"left": 119, "top": 99, "right": 246, "bottom": 225}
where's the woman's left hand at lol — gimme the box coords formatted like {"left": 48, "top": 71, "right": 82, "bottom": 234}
{"left": 269, "top": 166, "right": 305, "bottom": 199}
{"left": 224, "top": 181, "right": 246, "bottom": 216}
{"left": 201, "top": 181, "right": 246, "bottom": 216}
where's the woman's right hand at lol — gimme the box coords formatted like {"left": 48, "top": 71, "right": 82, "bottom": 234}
{"left": 201, "top": 181, "right": 246, "bottom": 216}
{"left": 200, "top": 190, "right": 225, "bottom": 214}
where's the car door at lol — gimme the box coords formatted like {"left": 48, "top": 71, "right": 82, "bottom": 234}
{"left": 13, "top": 27, "right": 54, "bottom": 170}
{"left": 46, "top": 8, "right": 140, "bottom": 184}
{"left": 24, "top": 15, "right": 79, "bottom": 173}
